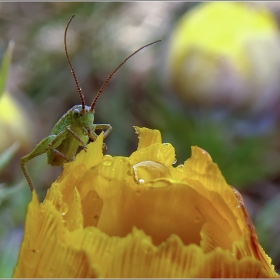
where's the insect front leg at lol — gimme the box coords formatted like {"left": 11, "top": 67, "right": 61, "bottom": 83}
{"left": 95, "top": 124, "right": 113, "bottom": 139}
{"left": 66, "top": 126, "right": 87, "bottom": 151}
{"left": 89, "top": 124, "right": 112, "bottom": 151}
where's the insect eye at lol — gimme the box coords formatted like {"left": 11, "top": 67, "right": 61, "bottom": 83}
{"left": 73, "top": 109, "right": 80, "bottom": 117}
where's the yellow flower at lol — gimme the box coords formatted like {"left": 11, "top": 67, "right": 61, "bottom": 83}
{"left": 167, "top": 2, "right": 280, "bottom": 114}
{"left": 13, "top": 127, "right": 278, "bottom": 278}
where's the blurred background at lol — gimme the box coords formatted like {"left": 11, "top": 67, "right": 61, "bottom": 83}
{"left": 0, "top": 2, "right": 280, "bottom": 277}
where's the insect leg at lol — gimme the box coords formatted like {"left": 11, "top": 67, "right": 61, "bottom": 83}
{"left": 48, "top": 147, "right": 71, "bottom": 162}
{"left": 21, "top": 135, "right": 57, "bottom": 191}
{"left": 47, "top": 129, "right": 77, "bottom": 161}
{"left": 88, "top": 129, "right": 107, "bottom": 150}
{"left": 89, "top": 124, "right": 112, "bottom": 151}
{"left": 21, "top": 157, "right": 37, "bottom": 192}
{"left": 94, "top": 124, "right": 113, "bottom": 139}
{"left": 66, "top": 126, "right": 87, "bottom": 151}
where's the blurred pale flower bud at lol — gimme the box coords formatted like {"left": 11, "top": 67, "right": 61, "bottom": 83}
{"left": 167, "top": 2, "right": 280, "bottom": 118}
{"left": 0, "top": 91, "right": 33, "bottom": 153}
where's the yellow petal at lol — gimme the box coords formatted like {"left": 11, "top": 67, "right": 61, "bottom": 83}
{"left": 131, "top": 126, "right": 176, "bottom": 167}
{"left": 134, "top": 126, "right": 162, "bottom": 148}
{"left": 14, "top": 127, "right": 278, "bottom": 278}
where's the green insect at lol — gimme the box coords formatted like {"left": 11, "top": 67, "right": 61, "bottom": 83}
{"left": 21, "top": 15, "right": 160, "bottom": 192}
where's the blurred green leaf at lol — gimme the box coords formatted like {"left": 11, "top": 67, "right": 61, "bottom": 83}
{"left": 0, "top": 180, "right": 24, "bottom": 205}
{"left": 0, "top": 180, "right": 26, "bottom": 278}
{"left": 0, "top": 141, "right": 20, "bottom": 172}
{"left": 255, "top": 194, "right": 280, "bottom": 270}
{"left": 0, "top": 41, "right": 14, "bottom": 98}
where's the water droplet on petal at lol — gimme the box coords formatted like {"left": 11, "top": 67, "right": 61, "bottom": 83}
{"left": 162, "top": 143, "right": 170, "bottom": 146}
{"left": 103, "top": 155, "right": 113, "bottom": 159}
{"left": 152, "top": 179, "right": 171, "bottom": 188}
{"left": 176, "top": 164, "right": 184, "bottom": 171}
{"left": 102, "top": 159, "right": 113, "bottom": 166}
{"left": 132, "top": 160, "right": 172, "bottom": 184}
{"left": 61, "top": 203, "right": 69, "bottom": 216}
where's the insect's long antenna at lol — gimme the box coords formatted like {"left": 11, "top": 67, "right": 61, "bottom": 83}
{"left": 90, "top": 40, "right": 161, "bottom": 111}
{"left": 64, "top": 15, "right": 86, "bottom": 111}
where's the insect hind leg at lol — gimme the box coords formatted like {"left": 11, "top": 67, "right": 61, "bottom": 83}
{"left": 20, "top": 135, "right": 58, "bottom": 191}
{"left": 21, "top": 157, "right": 35, "bottom": 192}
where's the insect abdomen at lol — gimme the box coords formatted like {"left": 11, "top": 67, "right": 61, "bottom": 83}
{"left": 47, "top": 128, "right": 89, "bottom": 166}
